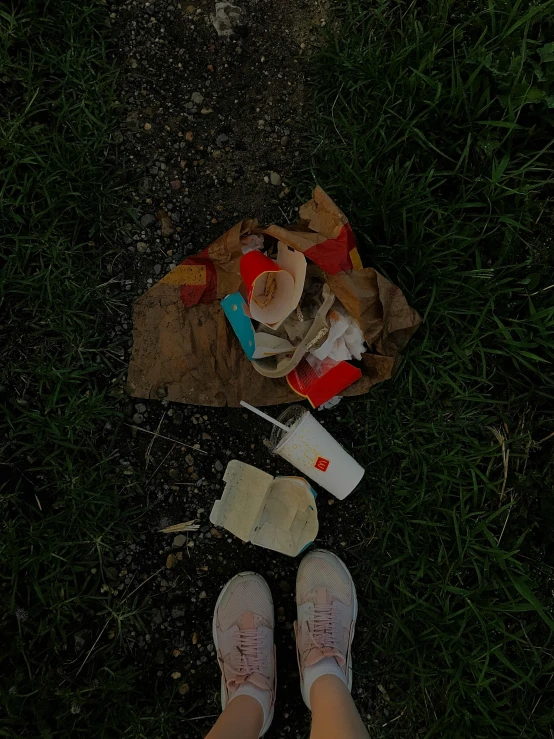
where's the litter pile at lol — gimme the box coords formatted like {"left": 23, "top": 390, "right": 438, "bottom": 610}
{"left": 128, "top": 188, "right": 422, "bottom": 556}
{"left": 128, "top": 187, "right": 421, "bottom": 407}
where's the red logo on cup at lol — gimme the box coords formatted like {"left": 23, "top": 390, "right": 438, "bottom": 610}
{"left": 314, "top": 456, "right": 330, "bottom": 472}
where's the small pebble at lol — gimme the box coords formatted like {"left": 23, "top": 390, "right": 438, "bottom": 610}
{"left": 173, "top": 534, "right": 186, "bottom": 547}
{"left": 132, "top": 413, "right": 144, "bottom": 424}
{"left": 214, "top": 460, "right": 224, "bottom": 472}
{"left": 144, "top": 122, "right": 152, "bottom": 131}
{"left": 140, "top": 213, "right": 156, "bottom": 228}
{"left": 191, "top": 92, "right": 204, "bottom": 104}
{"left": 153, "top": 264, "right": 162, "bottom": 274}
{"left": 136, "top": 241, "right": 148, "bottom": 253}
{"left": 270, "top": 172, "right": 282, "bottom": 186}
{"left": 170, "top": 179, "right": 181, "bottom": 190}
{"left": 138, "top": 177, "right": 153, "bottom": 195}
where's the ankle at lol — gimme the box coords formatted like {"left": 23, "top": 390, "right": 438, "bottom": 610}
{"left": 303, "top": 657, "right": 347, "bottom": 710}
{"left": 310, "top": 671, "right": 349, "bottom": 701}
{"left": 228, "top": 693, "right": 264, "bottom": 734}
{"left": 208, "top": 694, "right": 264, "bottom": 739}
{"left": 230, "top": 684, "right": 271, "bottom": 736}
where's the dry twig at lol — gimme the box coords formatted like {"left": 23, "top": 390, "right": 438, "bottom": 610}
{"left": 159, "top": 520, "right": 200, "bottom": 534}
{"left": 127, "top": 424, "right": 207, "bottom": 454}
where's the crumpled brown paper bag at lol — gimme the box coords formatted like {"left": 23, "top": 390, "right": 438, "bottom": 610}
{"left": 127, "top": 187, "right": 421, "bottom": 407}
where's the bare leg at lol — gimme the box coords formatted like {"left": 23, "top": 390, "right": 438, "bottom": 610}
{"left": 206, "top": 694, "right": 264, "bottom": 739}
{"left": 310, "top": 674, "right": 369, "bottom": 739}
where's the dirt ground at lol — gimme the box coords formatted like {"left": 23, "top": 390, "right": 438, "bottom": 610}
{"left": 105, "top": 0, "right": 383, "bottom": 734}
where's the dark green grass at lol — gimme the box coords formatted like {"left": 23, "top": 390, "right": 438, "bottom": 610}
{"left": 3, "top": 0, "right": 554, "bottom": 737}
{"left": 0, "top": 2, "right": 175, "bottom": 736}
{"left": 310, "top": 1, "right": 554, "bottom": 736}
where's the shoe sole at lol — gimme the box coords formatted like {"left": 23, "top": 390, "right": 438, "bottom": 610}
{"left": 212, "top": 571, "right": 275, "bottom": 736}
{"left": 296, "top": 549, "right": 358, "bottom": 702}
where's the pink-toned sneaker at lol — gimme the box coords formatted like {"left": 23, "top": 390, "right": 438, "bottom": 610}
{"left": 295, "top": 549, "right": 358, "bottom": 708}
{"left": 212, "top": 572, "right": 275, "bottom": 736}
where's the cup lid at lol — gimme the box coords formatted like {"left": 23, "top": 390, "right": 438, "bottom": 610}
{"left": 269, "top": 404, "right": 308, "bottom": 451}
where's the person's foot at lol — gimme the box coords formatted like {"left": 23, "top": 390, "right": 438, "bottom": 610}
{"left": 212, "top": 572, "right": 275, "bottom": 736}
{"left": 295, "top": 549, "right": 358, "bottom": 709}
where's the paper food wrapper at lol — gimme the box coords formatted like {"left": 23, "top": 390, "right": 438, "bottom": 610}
{"left": 128, "top": 186, "right": 421, "bottom": 407}
{"left": 240, "top": 245, "right": 306, "bottom": 328}
{"left": 210, "top": 460, "right": 318, "bottom": 557}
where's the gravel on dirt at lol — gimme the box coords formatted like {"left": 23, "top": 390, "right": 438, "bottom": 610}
{"left": 105, "top": 0, "right": 381, "bottom": 733}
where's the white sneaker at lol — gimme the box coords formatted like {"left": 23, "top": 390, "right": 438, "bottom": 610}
{"left": 295, "top": 549, "right": 358, "bottom": 709}
{"left": 212, "top": 572, "right": 275, "bottom": 736}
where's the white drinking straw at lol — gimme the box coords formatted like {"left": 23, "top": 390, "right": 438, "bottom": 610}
{"left": 240, "top": 400, "right": 290, "bottom": 432}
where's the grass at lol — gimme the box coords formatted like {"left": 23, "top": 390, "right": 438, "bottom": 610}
{"left": 2, "top": 0, "right": 554, "bottom": 737}
{"left": 0, "top": 1, "right": 167, "bottom": 735}
{"left": 309, "top": 0, "right": 554, "bottom": 736}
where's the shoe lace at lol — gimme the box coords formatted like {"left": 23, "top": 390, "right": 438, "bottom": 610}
{"left": 228, "top": 628, "right": 266, "bottom": 685}
{"left": 310, "top": 604, "right": 340, "bottom": 651}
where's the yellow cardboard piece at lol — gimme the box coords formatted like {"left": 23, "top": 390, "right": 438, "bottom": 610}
{"left": 159, "top": 264, "right": 207, "bottom": 286}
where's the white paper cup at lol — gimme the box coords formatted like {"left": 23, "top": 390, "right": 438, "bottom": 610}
{"left": 269, "top": 406, "right": 365, "bottom": 499}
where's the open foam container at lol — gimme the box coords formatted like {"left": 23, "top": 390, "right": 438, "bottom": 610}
{"left": 210, "top": 460, "right": 319, "bottom": 557}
